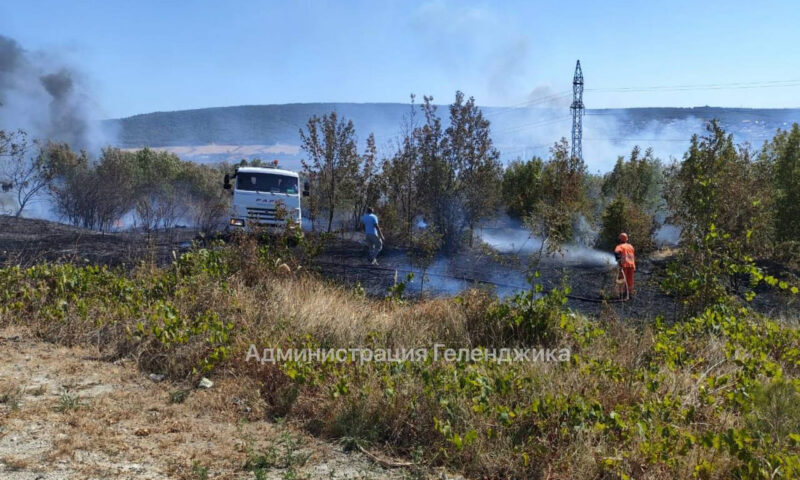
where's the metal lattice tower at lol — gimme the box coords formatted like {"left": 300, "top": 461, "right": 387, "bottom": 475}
{"left": 570, "top": 60, "right": 584, "bottom": 161}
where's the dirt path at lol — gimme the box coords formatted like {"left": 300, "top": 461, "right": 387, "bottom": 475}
{"left": 0, "top": 327, "right": 428, "bottom": 480}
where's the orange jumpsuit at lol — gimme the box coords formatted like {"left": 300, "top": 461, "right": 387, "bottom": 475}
{"left": 614, "top": 242, "right": 636, "bottom": 294}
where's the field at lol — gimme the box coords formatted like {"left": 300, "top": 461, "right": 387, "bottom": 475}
{"left": 1, "top": 218, "right": 798, "bottom": 479}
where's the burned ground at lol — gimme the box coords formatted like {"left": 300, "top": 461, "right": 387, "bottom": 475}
{"left": 0, "top": 215, "right": 794, "bottom": 323}
{"left": 0, "top": 216, "right": 199, "bottom": 267}
{"left": 313, "top": 233, "right": 682, "bottom": 322}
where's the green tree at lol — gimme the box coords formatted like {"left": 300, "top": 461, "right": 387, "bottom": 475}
{"left": 412, "top": 92, "right": 503, "bottom": 251}
{"left": 380, "top": 96, "right": 419, "bottom": 243}
{"left": 525, "top": 138, "right": 588, "bottom": 258}
{"left": 351, "top": 133, "right": 381, "bottom": 230}
{"left": 93, "top": 147, "right": 138, "bottom": 230}
{"left": 413, "top": 96, "right": 453, "bottom": 246}
{"left": 665, "top": 121, "right": 771, "bottom": 250}
{"left": 501, "top": 157, "right": 544, "bottom": 219}
{"left": 133, "top": 148, "right": 184, "bottom": 231}
{"left": 299, "top": 112, "right": 359, "bottom": 232}
{"left": 597, "top": 195, "right": 657, "bottom": 254}
{"left": 760, "top": 123, "right": 800, "bottom": 242}
{"left": 602, "top": 146, "right": 664, "bottom": 214}
{"left": 663, "top": 121, "right": 772, "bottom": 312}
{"left": 176, "top": 162, "right": 230, "bottom": 234}
{"left": 45, "top": 142, "right": 96, "bottom": 228}
{"left": 444, "top": 91, "right": 503, "bottom": 247}
{"left": 597, "top": 146, "right": 663, "bottom": 253}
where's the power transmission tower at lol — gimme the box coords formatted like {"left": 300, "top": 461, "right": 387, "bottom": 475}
{"left": 570, "top": 60, "right": 584, "bottom": 161}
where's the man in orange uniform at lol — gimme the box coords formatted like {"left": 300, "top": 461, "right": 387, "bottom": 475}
{"left": 614, "top": 233, "right": 636, "bottom": 299}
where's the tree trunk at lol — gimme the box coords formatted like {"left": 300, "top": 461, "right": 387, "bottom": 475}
{"left": 15, "top": 190, "right": 26, "bottom": 217}
{"left": 327, "top": 171, "right": 336, "bottom": 233}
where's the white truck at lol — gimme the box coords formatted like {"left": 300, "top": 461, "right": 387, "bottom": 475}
{"left": 223, "top": 166, "right": 308, "bottom": 230}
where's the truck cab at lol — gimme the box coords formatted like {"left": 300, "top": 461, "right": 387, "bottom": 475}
{"left": 224, "top": 166, "right": 308, "bottom": 229}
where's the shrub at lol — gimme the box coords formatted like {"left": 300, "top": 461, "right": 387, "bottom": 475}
{"left": 761, "top": 123, "right": 800, "bottom": 243}
{"left": 479, "top": 275, "right": 570, "bottom": 347}
{"left": 44, "top": 143, "right": 229, "bottom": 232}
{"left": 501, "top": 157, "right": 544, "bottom": 219}
{"left": 597, "top": 195, "right": 657, "bottom": 254}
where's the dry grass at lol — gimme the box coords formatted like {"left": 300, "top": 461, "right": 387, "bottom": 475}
{"left": 1, "top": 239, "right": 798, "bottom": 479}
{"left": 0, "top": 329, "right": 406, "bottom": 480}
{"left": 0, "top": 456, "right": 31, "bottom": 471}
{"left": 235, "top": 274, "right": 471, "bottom": 347}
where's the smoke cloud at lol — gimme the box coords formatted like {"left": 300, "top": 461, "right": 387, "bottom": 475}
{"left": 410, "top": 1, "right": 532, "bottom": 104}
{"left": 490, "top": 106, "right": 703, "bottom": 172}
{"left": 0, "top": 35, "right": 109, "bottom": 150}
{"left": 479, "top": 228, "right": 616, "bottom": 267}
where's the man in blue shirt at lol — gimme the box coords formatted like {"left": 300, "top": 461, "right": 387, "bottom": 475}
{"left": 360, "top": 207, "right": 384, "bottom": 265}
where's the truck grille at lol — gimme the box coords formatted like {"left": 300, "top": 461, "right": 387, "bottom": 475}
{"left": 246, "top": 207, "right": 278, "bottom": 224}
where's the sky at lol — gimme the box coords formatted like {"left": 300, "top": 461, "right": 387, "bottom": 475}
{"left": 2, "top": 0, "right": 800, "bottom": 118}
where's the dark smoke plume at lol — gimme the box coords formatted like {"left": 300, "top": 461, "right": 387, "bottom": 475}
{"left": 0, "top": 34, "right": 107, "bottom": 150}
{"left": 40, "top": 69, "right": 75, "bottom": 98}
{"left": 39, "top": 69, "right": 89, "bottom": 146}
{"left": 0, "top": 36, "right": 24, "bottom": 99}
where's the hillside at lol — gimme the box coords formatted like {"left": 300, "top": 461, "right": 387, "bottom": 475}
{"left": 104, "top": 104, "right": 800, "bottom": 169}
{"left": 106, "top": 103, "right": 412, "bottom": 148}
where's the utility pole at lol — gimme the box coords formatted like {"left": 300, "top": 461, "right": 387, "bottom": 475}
{"left": 570, "top": 60, "right": 584, "bottom": 161}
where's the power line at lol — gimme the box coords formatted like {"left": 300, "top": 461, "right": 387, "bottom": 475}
{"left": 486, "top": 74, "right": 799, "bottom": 150}
{"left": 583, "top": 137, "right": 689, "bottom": 142}
{"left": 487, "top": 78, "right": 800, "bottom": 134}
{"left": 587, "top": 78, "right": 800, "bottom": 93}
{"left": 570, "top": 60, "right": 585, "bottom": 161}
{"left": 483, "top": 91, "right": 572, "bottom": 119}
{"left": 494, "top": 115, "right": 572, "bottom": 135}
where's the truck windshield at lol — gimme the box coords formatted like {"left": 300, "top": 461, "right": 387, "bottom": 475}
{"left": 236, "top": 173, "right": 298, "bottom": 194}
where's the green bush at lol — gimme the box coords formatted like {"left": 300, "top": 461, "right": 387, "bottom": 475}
{"left": 482, "top": 275, "right": 570, "bottom": 347}
{"left": 761, "top": 123, "right": 800, "bottom": 243}
{"left": 501, "top": 157, "right": 544, "bottom": 218}
{"left": 597, "top": 195, "right": 657, "bottom": 254}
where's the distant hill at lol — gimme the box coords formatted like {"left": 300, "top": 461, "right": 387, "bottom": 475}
{"left": 103, "top": 103, "right": 800, "bottom": 171}
{"left": 106, "top": 103, "right": 412, "bottom": 148}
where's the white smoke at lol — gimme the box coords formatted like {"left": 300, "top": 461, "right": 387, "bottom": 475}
{"left": 478, "top": 227, "right": 615, "bottom": 267}
{"left": 654, "top": 224, "right": 681, "bottom": 247}
{"left": 0, "top": 191, "right": 14, "bottom": 215}
{"left": 583, "top": 113, "right": 703, "bottom": 172}
{"left": 410, "top": 1, "right": 532, "bottom": 105}
{"left": 0, "top": 35, "right": 112, "bottom": 151}
{"left": 490, "top": 106, "right": 704, "bottom": 172}
{"left": 395, "top": 256, "right": 530, "bottom": 298}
